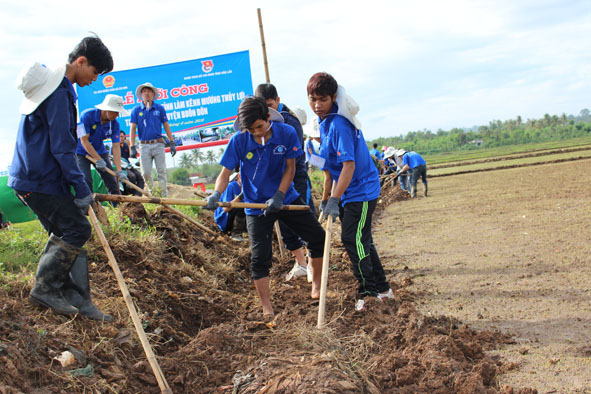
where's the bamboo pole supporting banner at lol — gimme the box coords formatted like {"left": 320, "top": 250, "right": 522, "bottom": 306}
{"left": 257, "top": 8, "right": 270, "bottom": 83}
{"left": 88, "top": 207, "right": 172, "bottom": 394}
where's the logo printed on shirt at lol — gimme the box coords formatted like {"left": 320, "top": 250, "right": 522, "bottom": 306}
{"left": 153, "top": 110, "right": 160, "bottom": 116}
{"left": 337, "top": 151, "right": 341, "bottom": 156}
{"left": 139, "top": 112, "right": 143, "bottom": 117}
{"left": 92, "top": 125, "right": 97, "bottom": 130}
{"left": 273, "top": 145, "right": 286, "bottom": 155}
{"left": 246, "top": 152, "right": 254, "bottom": 160}
{"left": 292, "top": 147, "right": 298, "bottom": 152}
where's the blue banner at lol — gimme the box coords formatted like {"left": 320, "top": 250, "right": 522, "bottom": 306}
{"left": 77, "top": 50, "right": 253, "bottom": 145}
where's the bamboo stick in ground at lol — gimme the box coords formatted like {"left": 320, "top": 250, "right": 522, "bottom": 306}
{"left": 274, "top": 221, "right": 286, "bottom": 257}
{"left": 88, "top": 206, "right": 172, "bottom": 394}
{"left": 317, "top": 217, "right": 333, "bottom": 329}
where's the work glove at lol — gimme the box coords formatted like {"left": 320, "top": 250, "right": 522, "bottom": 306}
{"left": 319, "top": 200, "right": 328, "bottom": 215}
{"left": 130, "top": 145, "right": 138, "bottom": 159}
{"left": 117, "top": 170, "right": 128, "bottom": 181}
{"left": 204, "top": 190, "right": 221, "bottom": 210}
{"left": 169, "top": 141, "right": 177, "bottom": 157}
{"left": 74, "top": 193, "right": 94, "bottom": 215}
{"left": 95, "top": 158, "right": 107, "bottom": 171}
{"left": 264, "top": 190, "right": 285, "bottom": 216}
{"left": 322, "top": 197, "right": 340, "bottom": 222}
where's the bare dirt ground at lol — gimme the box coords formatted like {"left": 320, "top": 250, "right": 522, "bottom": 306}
{"left": 0, "top": 179, "right": 541, "bottom": 392}
{"left": 374, "top": 159, "right": 591, "bottom": 393}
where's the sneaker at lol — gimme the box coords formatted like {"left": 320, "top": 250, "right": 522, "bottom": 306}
{"left": 285, "top": 262, "right": 307, "bottom": 281}
{"left": 306, "top": 264, "right": 312, "bottom": 283}
{"left": 355, "top": 299, "right": 366, "bottom": 312}
{"left": 377, "top": 288, "right": 394, "bottom": 300}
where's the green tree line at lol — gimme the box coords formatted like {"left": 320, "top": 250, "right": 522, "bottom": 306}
{"left": 370, "top": 109, "right": 591, "bottom": 154}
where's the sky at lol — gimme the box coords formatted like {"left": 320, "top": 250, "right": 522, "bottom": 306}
{"left": 1, "top": 0, "right": 590, "bottom": 171}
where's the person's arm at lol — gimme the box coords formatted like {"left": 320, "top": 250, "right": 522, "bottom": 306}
{"left": 80, "top": 135, "right": 101, "bottom": 162}
{"left": 130, "top": 123, "right": 137, "bottom": 146}
{"left": 331, "top": 161, "right": 355, "bottom": 199}
{"left": 400, "top": 164, "right": 409, "bottom": 173}
{"left": 214, "top": 166, "right": 233, "bottom": 195}
{"left": 163, "top": 122, "right": 174, "bottom": 142}
{"left": 47, "top": 89, "right": 90, "bottom": 198}
{"left": 278, "top": 158, "right": 295, "bottom": 195}
{"left": 322, "top": 170, "right": 332, "bottom": 201}
{"left": 112, "top": 143, "right": 122, "bottom": 172}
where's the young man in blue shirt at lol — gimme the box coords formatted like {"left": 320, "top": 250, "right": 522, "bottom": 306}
{"left": 255, "top": 83, "right": 314, "bottom": 281}
{"left": 214, "top": 172, "right": 246, "bottom": 239}
{"left": 398, "top": 150, "right": 428, "bottom": 198}
{"left": 129, "top": 82, "right": 176, "bottom": 197}
{"left": 204, "top": 96, "right": 325, "bottom": 318}
{"left": 307, "top": 72, "right": 392, "bottom": 312}
{"left": 8, "top": 35, "right": 114, "bottom": 321}
{"left": 76, "top": 94, "right": 127, "bottom": 198}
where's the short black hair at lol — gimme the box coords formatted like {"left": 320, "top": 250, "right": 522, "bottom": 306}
{"left": 307, "top": 72, "right": 338, "bottom": 97}
{"left": 373, "top": 143, "right": 378, "bottom": 148}
{"left": 68, "top": 34, "right": 113, "bottom": 75}
{"left": 254, "top": 83, "right": 278, "bottom": 100}
{"left": 237, "top": 96, "right": 269, "bottom": 131}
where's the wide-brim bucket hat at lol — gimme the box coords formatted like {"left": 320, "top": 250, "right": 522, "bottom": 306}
{"left": 291, "top": 106, "right": 307, "bottom": 126}
{"left": 384, "top": 147, "right": 397, "bottom": 159}
{"left": 95, "top": 94, "right": 125, "bottom": 113}
{"left": 135, "top": 82, "right": 159, "bottom": 100}
{"left": 17, "top": 62, "right": 66, "bottom": 115}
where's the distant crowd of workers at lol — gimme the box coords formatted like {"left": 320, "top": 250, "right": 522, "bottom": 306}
{"left": 369, "top": 144, "right": 428, "bottom": 198}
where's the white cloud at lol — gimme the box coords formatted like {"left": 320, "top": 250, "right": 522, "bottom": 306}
{"left": 1, "top": 0, "right": 590, "bottom": 170}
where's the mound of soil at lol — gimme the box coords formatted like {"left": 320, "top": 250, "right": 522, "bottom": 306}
{"left": 0, "top": 198, "right": 535, "bottom": 393}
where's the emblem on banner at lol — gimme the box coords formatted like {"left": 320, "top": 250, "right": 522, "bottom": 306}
{"left": 202, "top": 60, "right": 214, "bottom": 73}
{"left": 103, "top": 75, "right": 115, "bottom": 88}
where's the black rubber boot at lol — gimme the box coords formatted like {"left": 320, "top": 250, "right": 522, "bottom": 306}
{"left": 63, "top": 250, "right": 113, "bottom": 322}
{"left": 424, "top": 181, "right": 428, "bottom": 197}
{"left": 29, "top": 234, "right": 80, "bottom": 315}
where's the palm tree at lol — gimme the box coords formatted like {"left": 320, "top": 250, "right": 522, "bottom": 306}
{"left": 205, "top": 150, "right": 216, "bottom": 165}
{"left": 217, "top": 147, "right": 225, "bottom": 160}
{"left": 179, "top": 153, "right": 192, "bottom": 169}
{"left": 191, "top": 149, "right": 204, "bottom": 167}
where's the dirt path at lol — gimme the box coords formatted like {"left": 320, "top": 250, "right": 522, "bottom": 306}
{"left": 374, "top": 160, "right": 591, "bottom": 393}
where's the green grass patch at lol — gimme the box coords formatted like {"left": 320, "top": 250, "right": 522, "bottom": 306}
{"left": 0, "top": 220, "right": 45, "bottom": 276}
{"left": 424, "top": 136, "right": 591, "bottom": 165}
{"left": 429, "top": 149, "right": 591, "bottom": 176}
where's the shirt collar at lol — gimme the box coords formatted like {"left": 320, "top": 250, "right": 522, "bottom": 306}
{"left": 245, "top": 121, "right": 278, "bottom": 151}
{"left": 64, "top": 77, "right": 77, "bottom": 101}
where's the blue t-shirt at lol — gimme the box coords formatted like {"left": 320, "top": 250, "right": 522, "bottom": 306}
{"left": 130, "top": 102, "right": 168, "bottom": 141}
{"left": 402, "top": 151, "right": 426, "bottom": 169}
{"left": 278, "top": 103, "right": 306, "bottom": 175}
{"left": 76, "top": 109, "right": 121, "bottom": 156}
{"left": 214, "top": 180, "right": 241, "bottom": 232}
{"left": 8, "top": 77, "right": 90, "bottom": 198}
{"left": 318, "top": 104, "right": 380, "bottom": 205}
{"left": 220, "top": 121, "right": 302, "bottom": 216}
{"left": 369, "top": 148, "right": 382, "bottom": 160}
